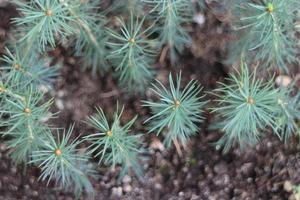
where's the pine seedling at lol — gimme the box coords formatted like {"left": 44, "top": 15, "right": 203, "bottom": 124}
{"left": 4, "top": 122, "right": 50, "bottom": 164}
{"left": 143, "top": 72, "right": 206, "bottom": 147}
{"left": 211, "top": 64, "right": 280, "bottom": 152}
{"left": 13, "top": 0, "right": 108, "bottom": 74}
{"left": 69, "top": 0, "right": 108, "bottom": 75}
{"left": 1, "top": 47, "right": 59, "bottom": 88}
{"left": 106, "top": 15, "right": 156, "bottom": 92}
{"left": 31, "top": 125, "right": 95, "bottom": 197}
{"left": 0, "top": 47, "right": 55, "bottom": 164}
{"left": 74, "top": 23, "right": 108, "bottom": 75}
{"left": 274, "top": 86, "right": 300, "bottom": 142}
{"left": 228, "top": 0, "right": 299, "bottom": 72}
{"left": 0, "top": 85, "right": 53, "bottom": 163}
{"left": 84, "top": 106, "right": 144, "bottom": 178}
{"left": 0, "top": 86, "right": 53, "bottom": 133}
{"left": 13, "top": 0, "right": 76, "bottom": 52}
{"left": 143, "top": 0, "right": 193, "bottom": 63}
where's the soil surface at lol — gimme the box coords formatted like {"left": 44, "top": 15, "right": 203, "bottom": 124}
{"left": 0, "top": 2, "right": 300, "bottom": 200}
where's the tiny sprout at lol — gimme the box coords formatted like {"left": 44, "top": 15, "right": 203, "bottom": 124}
{"left": 174, "top": 100, "right": 180, "bottom": 108}
{"left": 54, "top": 149, "right": 62, "bottom": 156}
{"left": 0, "top": 86, "right": 5, "bottom": 93}
{"left": 14, "top": 63, "right": 21, "bottom": 70}
{"left": 128, "top": 38, "right": 135, "bottom": 43}
{"left": 24, "top": 107, "right": 31, "bottom": 114}
{"left": 247, "top": 97, "right": 255, "bottom": 105}
{"left": 45, "top": 9, "right": 53, "bottom": 16}
{"left": 106, "top": 130, "right": 113, "bottom": 137}
{"left": 266, "top": 3, "right": 274, "bottom": 13}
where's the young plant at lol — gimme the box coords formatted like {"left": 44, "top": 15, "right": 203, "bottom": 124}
{"left": 31, "top": 125, "right": 95, "bottom": 197}
{"left": 274, "top": 86, "right": 300, "bottom": 142}
{"left": 13, "top": 0, "right": 108, "bottom": 74}
{"left": 70, "top": 0, "right": 108, "bottom": 74}
{"left": 143, "top": 72, "right": 206, "bottom": 147}
{"left": 211, "top": 64, "right": 280, "bottom": 152}
{"left": 143, "top": 0, "right": 194, "bottom": 63}
{"left": 106, "top": 15, "right": 156, "bottom": 92}
{"left": 0, "top": 47, "right": 55, "bottom": 164}
{"left": 1, "top": 47, "right": 58, "bottom": 88}
{"left": 13, "top": 0, "right": 76, "bottom": 52}
{"left": 84, "top": 106, "right": 144, "bottom": 178}
{"left": 0, "top": 83, "right": 53, "bottom": 163}
{"left": 228, "top": 0, "right": 299, "bottom": 72}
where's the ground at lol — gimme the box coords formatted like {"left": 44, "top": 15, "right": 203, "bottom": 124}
{"left": 0, "top": 2, "right": 299, "bottom": 200}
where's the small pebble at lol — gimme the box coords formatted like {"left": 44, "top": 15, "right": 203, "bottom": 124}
{"left": 111, "top": 186, "right": 122, "bottom": 197}
{"left": 122, "top": 175, "right": 132, "bottom": 184}
{"left": 275, "top": 75, "right": 292, "bottom": 87}
{"left": 193, "top": 13, "right": 205, "bottom": 25}
{"left": 55, "top": 99, "right": 64, "bottom": 110}
{"left": 284, "top": 180, "right": 294, "bottom": 192}
{"left": 123, "top": 184, "right": 132, "bottom": 193}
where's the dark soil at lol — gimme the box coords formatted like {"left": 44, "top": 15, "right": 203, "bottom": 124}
{"left": 0, "top": 2, "right": 299, "bottom": 200}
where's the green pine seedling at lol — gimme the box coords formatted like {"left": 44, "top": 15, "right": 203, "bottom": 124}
{"left": 211, "top": 64, "right": 280, "bottom": 152}
{"left": 274, "top": 86, "right": 300, "bottom": 142}
{"left": 31, "top": 125, "right": 95, "bottom": 198}
{"left": 143, "top": 0, "right": 193, "bottom": 63}
{"left": 0, "top": 85, "right": 53, "bottom": 163}
{"left": 1, "top": 47, "right": 59, "bottom": 88}
{"left": 13, "top": 0, "right": 108, "bottom": 74}
{"left": 13, "top": 0, "right": 76, "bottom": 52}
{"left": 69, "top": 0, "right": 108, "bottom": 75}
{"left": 84, "top": 106, "right": 144, "bottom": 178}
{"left": 143, "top": 72, "right": 206, "bottom": 147}
{"left": 228, "top": 0, "right": 299, "bottom": 72}
{"left": 106, "top": 15, "right": 156, "bottom": 93}
{"left": 0, "top": 46, "right": 57, "bottom": 164}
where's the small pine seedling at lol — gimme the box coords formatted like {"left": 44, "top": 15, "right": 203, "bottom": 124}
{"left": 274, "top": 85, "right": 300, "bottom": 142}
{"left": 143, "top": 0, "right": 193, "bottom": 63}
{"left": 13, "top": 0, "right": 76, "bottom": 52}
{"left": 84, "top": 106, "right": 144, "bottom": 178}
{"left": 0, "top": 85, "right": 53, "bottom": 163}
{"left": 1, "top": 47, "right": 59, "bottom": 88}
{"left": 229, "top": 0, "right": 299, "bottom": 72}
{"left": 31, "top": 125, "right": 95, "bottom": 197}
{"left": 143, "top": 72, "right": 206, "bottom": 147}
{"left": 0, "top": 45, "right": 58, "bottom": 164}
{"left": 70, "top": 0, "right": 108, "bottom": 74}
{"left": 13, "top": 0, "right": 108, "bottom": 74}
{"left": 211, "top": 64, "right": 280, "bottom": 152}
{"left": 106, "top": 15, "right": 156, "bottom": 92}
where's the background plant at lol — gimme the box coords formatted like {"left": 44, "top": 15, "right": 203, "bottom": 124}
{"left": 13, "top": 0, "right": 108, "bottom": 74}
{"left": 143, "top": 0, "right": 194, "bottom": 63}
{"left": 274, "top": 85, "right": 300, "bottom": 142}
{"left": 228, "top": 0, "right": 299, "bottom": 72}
